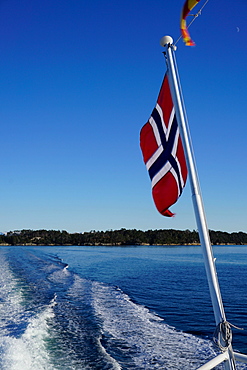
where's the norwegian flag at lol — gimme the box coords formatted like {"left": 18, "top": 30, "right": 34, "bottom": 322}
{"left": 140, "top": 74, "right": 187, "bottom": 217}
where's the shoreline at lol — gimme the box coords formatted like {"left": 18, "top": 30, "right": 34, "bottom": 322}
{"left": 0, "top": 243, "right": 245, "bottom": 247}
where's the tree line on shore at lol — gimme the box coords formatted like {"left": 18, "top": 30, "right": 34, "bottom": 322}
{"left": 0, "top": 228, "right": 247, "bottom": 246}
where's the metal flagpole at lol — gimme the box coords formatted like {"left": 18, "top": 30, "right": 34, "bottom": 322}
{"left": 160, "top": 36, "right": 236, "bottom": 370}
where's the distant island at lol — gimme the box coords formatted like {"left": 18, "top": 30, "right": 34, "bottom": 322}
{"left": 0, "top": 228, "right": 247, "bottom": 246}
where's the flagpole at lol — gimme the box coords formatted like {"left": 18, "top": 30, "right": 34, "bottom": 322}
{"left": 160, "top": 36, "right": 236, "bottom": 370}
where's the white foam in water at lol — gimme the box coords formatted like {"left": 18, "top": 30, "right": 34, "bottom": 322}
{"left": 0, "top": 297, "right": 56, "bottom": 370}
{"left": 91, "top": 282, "right": 223, "bottom": 369}
{"left": 48, "top": 263, "right": 70, "bottom": 284}
{"left": 96, "top": 336, "right": 122, "bottom": 370}
{"left": 0, "top": 253, "right": 24, "bottom": 337}
{"left": 1, "top": 249, "right": 246, "bottom": 370}
{"left": 0, "top": 251, "right": 55, "bottom": 370}
{"left": 67, "top": 274, "right": 122, "bottom": 370}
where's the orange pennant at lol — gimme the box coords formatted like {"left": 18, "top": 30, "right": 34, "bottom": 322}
{"left": 180, "top": 0, "right": 200, "bottom": 46}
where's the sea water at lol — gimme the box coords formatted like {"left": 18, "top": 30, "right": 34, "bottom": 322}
{"left": 0, "top": 245, "right": 246, "bottom": 369}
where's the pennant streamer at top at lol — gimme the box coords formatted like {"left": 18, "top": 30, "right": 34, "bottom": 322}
{"left": 180, "top": 0, "right": 200, "bottom": 46}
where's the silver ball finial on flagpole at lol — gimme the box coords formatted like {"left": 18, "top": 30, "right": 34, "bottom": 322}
{"left": 160, "top": 36, "right": 173, "bottom": 47}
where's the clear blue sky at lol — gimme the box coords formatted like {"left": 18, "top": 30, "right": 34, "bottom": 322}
{"left": 0, "top": 0, "right": 246, "bottom": 233}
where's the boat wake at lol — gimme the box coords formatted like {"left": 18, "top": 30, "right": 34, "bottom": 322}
{"left": 0, "top": 251, "right": 55, "bottom": 369}
{"left": 0, "top": 247, "right": 245, "bottom": 370}
{"left": 91, "top": 281, "right": 219, "bottom": 369}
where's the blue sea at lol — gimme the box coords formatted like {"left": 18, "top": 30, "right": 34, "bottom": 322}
{"left": 0, "top": 245, "right": 246, "bottom": 369}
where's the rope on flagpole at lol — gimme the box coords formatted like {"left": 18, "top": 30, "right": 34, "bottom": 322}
{"left": 175, "top": 0, "right": 209, "bottom": 46}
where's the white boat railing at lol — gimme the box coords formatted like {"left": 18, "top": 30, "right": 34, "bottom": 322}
{"left": 233, "top": 352, "right": 247, "bottom": 364}
{"left": 197, "top": 352, "right": 229, "bottom": 370}
{"left": 196, "top": 352, "right": 247, "bottom": 370}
